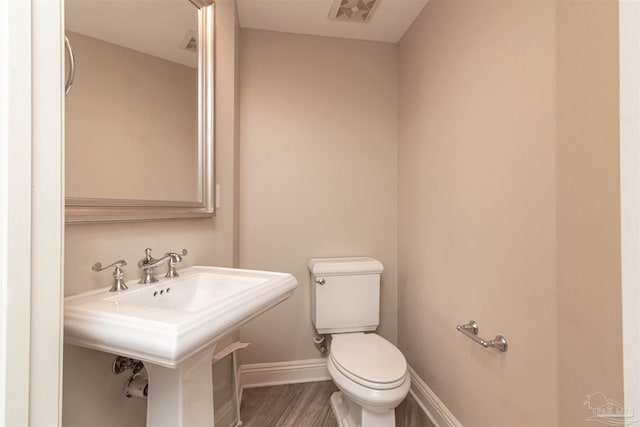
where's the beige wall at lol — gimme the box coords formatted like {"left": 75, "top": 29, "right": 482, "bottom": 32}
{"left": 62, "top": 1, "right": 240, "bottom": 426}
{"left": 398, "top": 1, "right": 622, "bottom": 426}
{"left": 398, "top": 1, "right": 558, "bottom": 425}
{"left": 556, "top": 1, "right": 622, "bottom": 426}
{"left": 237, "top": 29, "right": 398, "bottom": 364}
{"left": 65, "top": 32, "right": 198, "bottom": 202}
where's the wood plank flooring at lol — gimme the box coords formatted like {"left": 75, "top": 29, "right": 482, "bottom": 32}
{"left": 240, "top": 381, "right": 337, "bottom": 427}
{"left": 239, "top": 381, "right": 434, "bottom": 427}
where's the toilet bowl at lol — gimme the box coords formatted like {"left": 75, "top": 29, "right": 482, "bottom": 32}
{"left": 327, "top": 333, "right": 410, "bottom": 427}
{"left": 308, "top": 257, "right": 409, "bottom": 427}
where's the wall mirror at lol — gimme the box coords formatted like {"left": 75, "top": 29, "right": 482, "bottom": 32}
{"left": 65, "top": 0, "right": 214, "bottom": 223}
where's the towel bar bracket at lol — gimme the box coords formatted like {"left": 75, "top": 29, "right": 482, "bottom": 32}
{"left": 456, "top": 320, "right": 508, "bottom": 352}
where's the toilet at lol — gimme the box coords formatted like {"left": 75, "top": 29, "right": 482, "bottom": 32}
{"left": 308, "top": 257, "right": 410, "bottom": 427}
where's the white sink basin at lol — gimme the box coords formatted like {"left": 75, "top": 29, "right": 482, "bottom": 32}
{"left": 65, "top": 266, "right": 297, "bottom": 367}
{"left": 65, "top": 265, "right": 297, "bottom": 427}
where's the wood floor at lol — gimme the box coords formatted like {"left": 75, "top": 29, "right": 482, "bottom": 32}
{"left": 239, "top": 381, "right": 434, "bottom": 427}
{"left": 240, "top": 381, "right": 337, "bottom": 427}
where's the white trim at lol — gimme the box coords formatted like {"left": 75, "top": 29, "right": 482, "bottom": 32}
{"left": 0, "top": 0, "right": 6, "bottom": 418}
{"left": 0, "top": 0, "right": 64, "bottom": 424}
{"left": 407, "top": 366, "right": 462, "bottom": 427}
{"left": 620, "top": 0, "right": 640, "bottom": 419}
{"left": 1, "top": 0, "right": 33, "bottom": 425}
{"left": 240, "top": 358, "right": 331, "bottom": 389}
{"left": 30, "top": 1, "right": 65, "bottom": 424}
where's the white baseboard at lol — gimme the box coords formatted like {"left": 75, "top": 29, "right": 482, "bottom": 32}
{"left": 408, "top": 366, "right": 462, "bottom": 427}
{"left": 239, "top": 358, "right": 331, "bottom": 389}
{"left": 238, "top": 359, "right": 461, "bottom": 427}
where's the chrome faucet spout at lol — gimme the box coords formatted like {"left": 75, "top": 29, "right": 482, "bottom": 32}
{"left": 138, "top": 248, "right": 173, "bottom": 284}
{"left": 138, "top": 248, "right": 188, "bottom": 284}
{"left": 140, "top": 254, "right": 173, "bottom": 270}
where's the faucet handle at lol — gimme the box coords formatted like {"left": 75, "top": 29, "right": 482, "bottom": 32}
{"left": 165, "top": 249, "right": 188, "bottom": 261}
{"left": 92, "top": 259, "right": 128, "bottom": 292}
{"left": 92, "top": 259, "right": 127, "bottom": 272}
{"left": 165, "top": 249, "right": 187, "bottom": 278}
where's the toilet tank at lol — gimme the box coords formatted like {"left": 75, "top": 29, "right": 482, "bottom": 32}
{"left": 308, "top": 257, "right": 384, "bottom": 334}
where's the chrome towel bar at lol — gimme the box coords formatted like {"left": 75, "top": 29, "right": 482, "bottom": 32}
{"left": 456, "top": 320, "right": 508, "bottom": 352}
{"left": 64, "top": 36, "right": 75, "bottom": 97}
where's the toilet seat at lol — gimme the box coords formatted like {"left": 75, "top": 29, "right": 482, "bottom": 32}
{"left": 330, "top": 333, "right": 407, "bottom": 390}
{"left": 327, "top": 355, "right": 411, "bottom": 411}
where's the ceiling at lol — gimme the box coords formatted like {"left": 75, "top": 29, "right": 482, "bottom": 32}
{"left": 66, "top": 0, "right": 199, "bottom": 68}
{"left": 237, "top": 0, "right": 429, "bottom": 43}
{"left": 64, "top": 0, "right": 429, "bottom": 69}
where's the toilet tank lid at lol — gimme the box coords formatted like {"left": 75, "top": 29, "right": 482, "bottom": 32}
{"left": 308, "top": 257, "right": 383, "bottom": 275}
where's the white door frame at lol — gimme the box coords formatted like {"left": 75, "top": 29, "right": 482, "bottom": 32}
{"left": 620, "top": 0, "right": 640, "bottom": 419}
{"left": 1, "top": 0, "right": 35, "bottom": 423}
{"left": 0, "top": 0, "right": 64, "bottom": 425}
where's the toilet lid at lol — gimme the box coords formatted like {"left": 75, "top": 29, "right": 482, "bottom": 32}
{"left": 330, "top": 333, "right": 407, "bottom": 389}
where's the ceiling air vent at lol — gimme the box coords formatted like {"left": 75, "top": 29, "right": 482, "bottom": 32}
{"left": 180, "top": 30, "right": 197, "bottom": 52}
{"left": 328, "top": 0, "right": 380, "bottom": 23}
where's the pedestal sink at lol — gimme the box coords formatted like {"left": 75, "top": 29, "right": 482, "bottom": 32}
{"left": 65, "top": 266, "right": 297, "bottom": 427}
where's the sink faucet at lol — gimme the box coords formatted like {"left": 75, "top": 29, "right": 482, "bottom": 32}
{"left": 138, "top": 248, "right": 172, "bottom": 284}
{"left": 138, "top": 248, "right": 187, "bottom": 284}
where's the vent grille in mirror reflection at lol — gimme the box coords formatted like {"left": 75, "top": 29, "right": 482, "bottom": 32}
{"left": 181, "top": 30, "right": 197, "bottom": 52}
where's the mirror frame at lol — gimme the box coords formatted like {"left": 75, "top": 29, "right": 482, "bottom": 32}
{"left": 65, "top": 4, "right": 215, "bottom": 223}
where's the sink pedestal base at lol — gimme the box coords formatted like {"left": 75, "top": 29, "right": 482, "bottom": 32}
{"left": 145, "top": 344, "right": 218, "bottom": 427}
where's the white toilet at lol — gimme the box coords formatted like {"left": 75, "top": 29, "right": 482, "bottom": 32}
{"left": 308, "top": 257, "right": 410, "bottom": 427}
